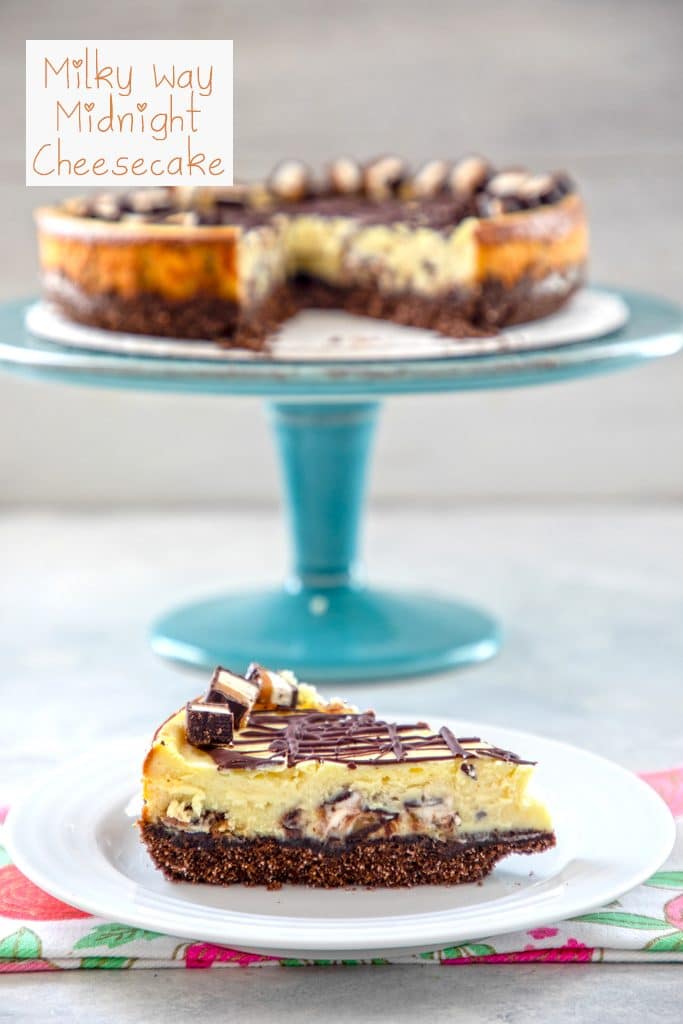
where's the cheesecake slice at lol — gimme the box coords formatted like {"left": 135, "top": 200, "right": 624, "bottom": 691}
{"left": 140, "top": 666, "right": 555, "bottom": 888}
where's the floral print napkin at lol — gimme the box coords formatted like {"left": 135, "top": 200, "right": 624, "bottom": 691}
{"left": 1, "top": 766, "right": 681, "bottom": 970}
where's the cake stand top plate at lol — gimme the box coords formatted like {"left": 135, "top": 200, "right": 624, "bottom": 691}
{"left": 0, "top": 287, "right": 680, "bottom": 398}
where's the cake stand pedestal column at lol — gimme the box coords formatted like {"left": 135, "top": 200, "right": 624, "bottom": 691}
{"left": 151, "top": 400, "right": 500, "bottom": 680}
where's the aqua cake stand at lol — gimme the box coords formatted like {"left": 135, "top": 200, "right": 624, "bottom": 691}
{"left": 0, "top": 289, "right": 681, "bottom": 681}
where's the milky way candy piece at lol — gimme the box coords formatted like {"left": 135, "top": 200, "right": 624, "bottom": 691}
{"left": 542, "top": 171, "right": 575, "bottom": 204}
{"left": 206, "top": 666, "right": 260, "bottom": 729}
{"left": 363, "top": 156, "right": 408, "bottom": 200}
{"left": 247, "top": 663, "right": 299, "bottom": 710}
{"left": 327, "top": 157, "right": 363, "bottom": 195}
{"left": 486, "top": 170, "right": 530, "bottom": 198}
{"left": 62, "top": 196, "right": 91, "bottom": 218}
{"left": 448, "top": 155, "right": 490, "bottom": 196}
{"left": 92, "top": 194, "right": 121, "bottom": 221}
{"left": 516, "top": 173, "right": 555, "bottom": 203}
{"left": 268, "top": 160, "right": 313, "bottom": 202}
{"left": 125, "top": 187, "right": 173, "bottom": 214}
{"left": 186, "top": 701, "right": 234, "bottom": 747}
{"left": 409, "top": 159, "right": 450, "bottom": 199}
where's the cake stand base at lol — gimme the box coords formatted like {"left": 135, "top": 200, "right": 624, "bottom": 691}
{"left": 150, "top": 584, "right": 500, "bottom": 682}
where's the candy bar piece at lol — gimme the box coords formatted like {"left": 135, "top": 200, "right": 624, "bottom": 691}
{"left": 268, "top": 160, "right": 313, "bottom": 202}
{"left": 363, "top": 155, "right": 407, "bottom": 199}
{"left": 186, "top": 701, "right": 234, "bottom": 747}
{"left": 206, "top": 666, "right": 260, "bottom": 729}
{"left": 91, "top": 194, "right": 121, "bottom": 221}
{"left": 327, "top": 157, "right": 363, "bottom": 195}
{"left": 247, "top": 663, "right": 299, "bottom": 710}
{"left": 409, "top": 159, "right": 450, "bottom": 199}
{"left": 486, "top": 170, "right": 530, "bottom": 198}
{"left": 448, "top": 155, "right": 490, "bottom": 196}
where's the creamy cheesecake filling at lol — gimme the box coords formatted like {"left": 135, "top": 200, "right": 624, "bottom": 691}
{"left": 238, "top": 221, "right": 288, "bottom": 307}
{"left": 281, "top": 212, "right": 479, "bottom": 297}
{"left": 282, "top": 214, "right": 358, "bottom": 284}
{"left": 143, "top": 705, "right": 552, "bottom": 845}
{"left": 341, "top": 219, "right": 479, "bottom": 297}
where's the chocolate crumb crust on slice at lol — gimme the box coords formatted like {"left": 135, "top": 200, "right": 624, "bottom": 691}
{"left": 139, "top": 827, "right": 554, "bottom": 890}
{"left": 140, "top": 668, "right": 555, "bottom": 888}
{"left": 36, "top": 154, "right": 588, "bottom": 348}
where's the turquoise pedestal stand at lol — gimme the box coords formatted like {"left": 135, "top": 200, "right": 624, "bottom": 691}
{"left": 1, "top": 288, "right": 680, "bottom": 681}
{"left": 152, "top": 402, "right": 498, "bottom": 679}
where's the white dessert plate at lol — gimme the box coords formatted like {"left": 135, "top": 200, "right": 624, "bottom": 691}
{"left": 4, "top": 718, "right": 673, "bottom": 959}
{"left": 25, "top": 286, "right": 628, "bottom": 363}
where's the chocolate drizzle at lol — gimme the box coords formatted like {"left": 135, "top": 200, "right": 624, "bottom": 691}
{"left": 207, "top": 709, "right": 534, "bottom": 771}
{"left": 439, "top": 726, "right": 468, "bottom": 758}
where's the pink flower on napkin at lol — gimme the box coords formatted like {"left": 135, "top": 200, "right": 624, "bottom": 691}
{"left": 528, "top": 927, "right": 559, "bottom": 939}
{"left": 640, "top": 767, "right": 683, "bottom": 817}
{"left": 185, "top": 942, "right": 276, "bottom": 969}
{"left": 0, "top": 959, "right": 59, "bottom": 973}
{"left": 0, "top": 866, "right": 91, "bottom": 921}
{"left": 442, "top": 941, "right": 594, "bottom": 965}
{"left": 664, "top": 894, "right": 683, "bottom": 930}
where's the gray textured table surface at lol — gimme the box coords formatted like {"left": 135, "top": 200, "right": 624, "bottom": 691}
{"left": 1, "top": 507, "right": 682, "bottom": 1020}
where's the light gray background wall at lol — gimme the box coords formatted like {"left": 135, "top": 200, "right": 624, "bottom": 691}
{"left": 1, "top": 0, "right": 681, "bottom": 506}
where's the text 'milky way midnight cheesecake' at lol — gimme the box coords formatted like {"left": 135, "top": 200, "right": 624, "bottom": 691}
{"left": 140, "top": 665, "right": 555, "bottom": 888}
{"left": 36, "top": 154, "right": 588, "bottom": 350}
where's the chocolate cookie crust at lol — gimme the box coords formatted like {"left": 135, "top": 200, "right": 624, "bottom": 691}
{"left": 44, "top": 273, "right": 295, "bottom": 349}
{"left": 289, "top": 269, "right": 583, "bottom": 337}
{"left": 140, "top": 822, "right": 555, "bottom": 889}
{"left": 45, "top": 267, "right": 582, "bottom": 348}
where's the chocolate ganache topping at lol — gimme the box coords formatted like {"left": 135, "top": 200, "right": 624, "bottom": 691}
{"left": 62, "top": 158, "right": 575, "bottom": 228}
{"left": 207, "top": 710, "right": 533, "bottom": 771}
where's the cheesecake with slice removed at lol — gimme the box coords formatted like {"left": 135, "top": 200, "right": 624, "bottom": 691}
{"left": 139, "top": 665, "right": 555, "bottom": 888}
{"left": 36, "top": 154, "right": 588, "bottom": 349}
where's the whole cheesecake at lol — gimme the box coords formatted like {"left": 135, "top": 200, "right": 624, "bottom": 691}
{"left": 140, "top": 665, "right": 555, "bottom": 888}
{"left": 35, "top": 155, "right": 589, "bottom": 350}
